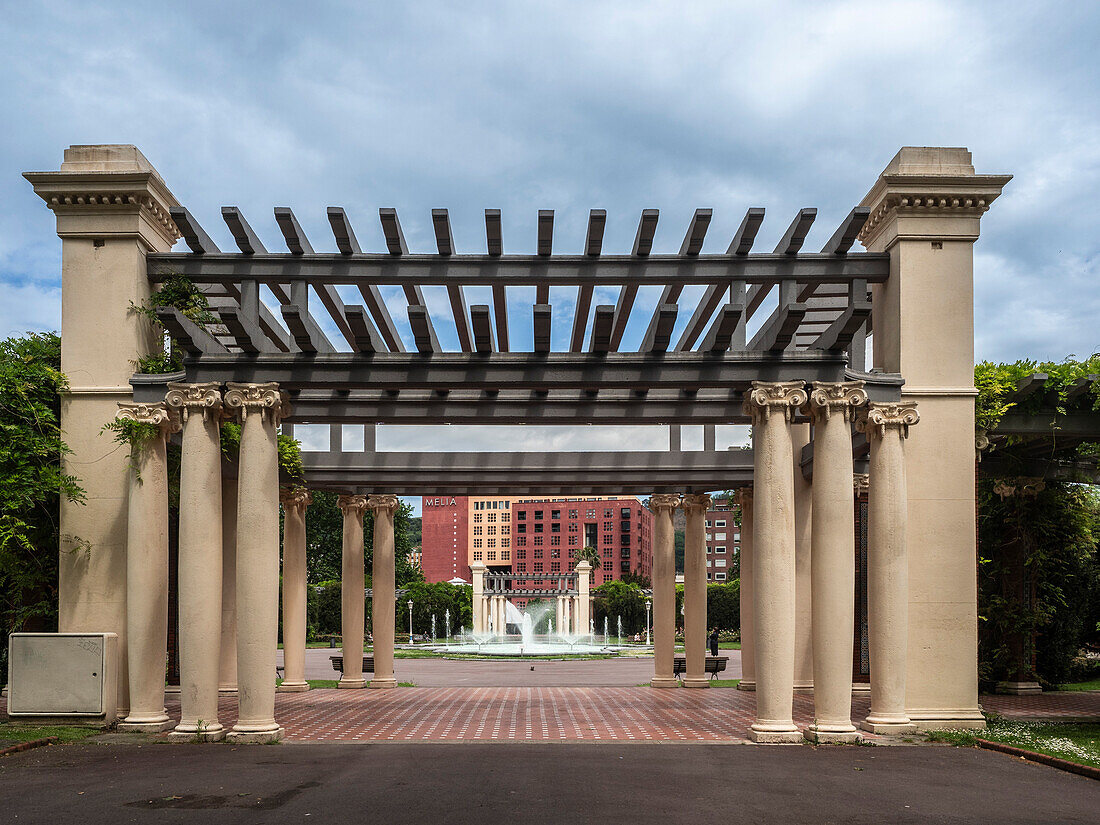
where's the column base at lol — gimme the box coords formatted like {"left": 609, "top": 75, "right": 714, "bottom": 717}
{"left": 118, "top": 715, "right": 175, "bottom": 733}
{"left": 907, "top": 708, "right": 987, "bottom": 731}
{"left": 749, "top": 724, "right": 804, "bottom": 744}
{"left": 860, "top": 716, "right": 916, "bottom": 735}
{"left": 996, "top": 680, "right": 1042, "bottom": 695}
{"left": 337, "top": 678, "right": 367, "bottom": 689}
{"left": 218, "top": 685, "right": 239, "bottom": 694}
{"left": 168, "top": 725, "right": 227, "bottom": 743}
{"left": 851, "top": 683, "right": 871, "bottom": 693}
{"left": 682, "top": 677, "right": 710, "bottom": 689}
{"left": 804, "top": 724, "right": 862, "bottom": 744}
{"left": 736, "top": 680, "right": 756, "bottom": 691}
{"left": 226, "top": 727, "right": 284, "bottom": 744}
{"left": 276, "top": 681, "right": 311, "bottom": 693}
{"left": 793, "top": 681, "right": 815, "bottom": 695}
{"left": 369, "top": 677, "right": 397, "bottom": 689}
{"left": 651, "top": 676, "right": 679, "bottom": 689}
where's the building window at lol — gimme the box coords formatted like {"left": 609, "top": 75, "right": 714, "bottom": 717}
{"left": 517, "top": 523, "right": 526, "bottom": 534}
{"left": 534, "top": 562, "right": 543, "bottom": 572}
{"left": 502, "top": 537, "right": 510, "bottom": 548}
{"left": 715, "top": 545, "right": 726, "bottom": 553}
{"left": 603, "top": 533, "right": 613, "bottom": 545}
{"left": 568, "top": 535, "right": 578, "bottom": 546}
{"left": 501, "top": 551, "right": 510, "bottom": 561}
{"left": 535, "top": 523, "right": 544, "bottom": 533}
{"left": 569, "top": 523, "right": 578, "bottom": 532}
{"left": 569, "top": 547, "right": 576, "bottom": 558}
{"left": 535, "top": 510, "right": 543, "bottom": 520}
{"left": 568, "top": 509, "right": 578, "bottom": 519}
{"left": 474, "top": 538, "right": 483, "bottom": 549}
{"left": 517, "top": 549, "right": 527, "bottom": 559}
{"left": 620, "top": 561, "right": 630, "bottom": 573}
{"left": 552, "top": 523, "right": 561, "bottom": 533}
{"left": 534, "top": 537, "right": 543, "bottom": 546}
{"left": 620, "top": 534, "right": 631, "bottom": 547}
{"left": 488, "top": 551, "right": 497, "bottom": 561}
{"left": 474, "top": 513, "right": 482, "bottom": 523}
{"left": 715, "top": 532, "right": 726, "bottom": 541}
{"left": 586, "top": 509, "right": 596, "bottom": 518}
{"left": 715, "top": 519, "right": 726, "bottom": 528}
{"left": 488, "top": 525, "right": 497, "bottom": 535}
{"left": 551, "top": 536, "right": 561, "bottom": 546}
{"left": 517, "top": 536, "right": 526, "bottom": 547}
{"left": 473, "top": 525, "right": 483, "bottom": 536}
{"left": 602, "top": 548, "right": 612, "bottom": 558}
{"left": 705, "top": 519, "right": 712, "bottom": 528}
{"left": 534, "top": 548, "right": 544, "bottom": 559}
{"left": 715, "top": 558, "right": 727, "bottom": 568}
{"left": 517, "top": 563, "right": 527, "bottom": 572}
{"left": 488, "top": 538, "right": 496, "bottom": 548}
{"left": 551, "top": 562, "right": 561, "bottom": 572}
{"left": 603, "top": 509, "right": 612, "bottom": 518}
{"left": 473, "top": 551, "right": 483, "bottom": 560}
{"left": 552, "top": 509, "right": 560, "bottom": 519}
{"left": 715, "top": 572, "right": 726, "bottom": 581}
{"left": 518, "top": 511, "right": 526, "bottom": 521}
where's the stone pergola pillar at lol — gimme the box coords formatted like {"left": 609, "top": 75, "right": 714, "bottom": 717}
{"left": 650, "top": 494, "right": 680, "bottom": 688}
{"left": 278, "top": 488, "right": 311, "bottom": 693}
{"left": 219, "top": 483, "right": 238, "bottom": 693}
{"left": 26, "top": 145, "right": 181, "bottom": 716}
{"left": 859, "top": 147, "right": 1009, "bottom": 729}
{"left": 682, "top": 493, "right": 711, "bottom": 688}
{"left": 804, "top": 382, "right": 868, "bottom": 744}
{"left": 337, "top": 495, "right": 368, "bottom": 689}
{"left": 116, "top": 402, "right": 178, "bottom": 732}
{"left": 224, "top": 383, "right": 287, "bottom": 744}
{"left": 858, "top": 402, "right": 920, "bottom": 734}
{"left": 735, "top": 487, "right": 755, "bottom": 692}
{"left": 165, "top": 383, "right": 226, "bottom": 741}
{"left": 792, "top": 423, "right": 814, "bottom": 693}
{"left": 576, "top": 561, "right": 592, "bottom": 636}
{"left": 471, "top": 562, "right": 486, "bottom": 633}
{"left": 744, "top": 381, "right": 807, "bottom": 742}
{"left": 368, "top": 494, "right": 400, "bottom": 689}
{"left": 554, "top": 596, "right": 564, "bottom": 636}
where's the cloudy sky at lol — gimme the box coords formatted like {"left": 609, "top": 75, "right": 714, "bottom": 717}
{"left": 2, "top": 2, "right": 1097, "bottom": 513}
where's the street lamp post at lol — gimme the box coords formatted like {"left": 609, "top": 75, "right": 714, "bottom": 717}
{"left": 645, "top": 598, "right": 652, "bottom": 646}
{"left": 408, "top": 599, "right": 414, "bottom": 645}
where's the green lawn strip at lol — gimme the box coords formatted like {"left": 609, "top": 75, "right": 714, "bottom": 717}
{"left": 0, "top": 723, "right": 101, "bottom": 745}
{"left": 306, "top": 680, "right": 339, "bottom": 689}
{"left": 1058, "top": 678, "right": 1100, "bottom": 692}
{"left": 928, "top": 721, "right": 1100, "bottom": 770}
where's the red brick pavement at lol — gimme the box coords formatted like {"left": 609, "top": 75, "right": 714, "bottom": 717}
{"left": 980, "top": 690, "right": 1100, "bottom": 718}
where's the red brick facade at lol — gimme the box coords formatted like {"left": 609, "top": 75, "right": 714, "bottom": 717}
{"left": 705, "top": 496, "right": 738, "bottom": 582}
{"left": 420, "top": 495, "right": 470, "bottom": 583}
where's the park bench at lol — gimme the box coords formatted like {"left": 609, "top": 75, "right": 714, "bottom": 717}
{"left": 329, "top": 655, "right": 375, "bottom": 676}
{"left": 672, "top": 656, "right": 728, "bottom": 681}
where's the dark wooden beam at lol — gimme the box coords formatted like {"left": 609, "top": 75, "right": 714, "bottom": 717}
{"left": 274, "top": 207, "right": 313, "bottom": 255}
{"left": 485, "top": 209, "right": 502, "bottom": 256}
{"left": 680, "top": 208, "right": 712, "bottom": 256}
{"left": 379, "top": 208, "right": 408, "bottom": 255}
{"left": 470, "top": 304, "right": 495, "bottom": 353}
{"left": 407, "top": 305, "right": 439, "bottom": 353}
{"left": 219, "top": 306, "right": 270, "bottom": 354}
{"left": 355, "top": 284, "right": 405, "bottom": 353}
{"left": 571, "top": 285, "right": 593, "bottom": 352}
{"left": 432, "top": 208, "right": 454, "bottom": 256}
{"left": 810, "top": 302, "right": 872, "bottom": 351}
{"left": 639, "top": 304, "right": 678, "bottom": 353}
{"left": 632, "top": 209, "right": 659, "bottom": 256}
{"left": 343, "top": 305, "right": 384, "bottom": 353}
{"left": 748, "top": 301, "right": 807, "bottom": 351}
{"left": 327, "top": 207, "right": 361, "bottom": 255}
{"left": 774, "top": 208, "right": 817, "bottom": 255}
{"left": 170, "top": 207, "right": 220, "bottom": 254}
{"left": 533, "top": 304, "right": 552, "bottom": 353}
{"left": 492, "top": 283, "right": 509, "bottom": 352}
{"left": 585, "top": 209, "right": 606, "bottom": 256}
{"left": 155, "top": 307, "right": 227, "bottom": 354}
{"left": 821, "top": 207, "right": 870, "bottom": 254}
{"left": 674, "top": 283, "right": 730, "bottom": 352}
{"left": 221, "top": 207, "right": 266, "bottom": 254}
{"left": 1011, "top": 374, "right": 1049, "bottom": 403}
{"left": 588, "top": 305, "right": 615, "bottom": 353}
{"left": 1066, "top": 375, "right": 1099, "bottom": 404}
{"left": 727, "top": 208, "right": 765, "bottom": 255}
{"left": 281, "top": 304, "right": 336, "bottom": 353}
{"left": 537, "top": 210, "right": 554, "bottom": 256}
{"left": 699, "top": 302, "right": 745, "bottom": 353}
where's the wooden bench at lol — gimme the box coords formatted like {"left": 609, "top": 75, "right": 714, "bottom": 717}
{"left": 672, "top": 656, "right": 728, "bottom": 681}
{"left": 330, "top": 655, "right": 376, "bottom": 676}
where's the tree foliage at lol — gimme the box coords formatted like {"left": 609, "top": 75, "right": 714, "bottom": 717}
{"left": 592, "top": 580, "right": 647, "bottom": 635}
{"left": 706, "top": 582, "right": 740, "bottom": 632}
{"left": 975, "top": 354, "right": 1100, "bottom": 431}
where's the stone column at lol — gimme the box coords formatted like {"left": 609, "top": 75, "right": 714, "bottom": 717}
{"left": 555, "top": 596, "right": 564, "bottom": 637}
{"left": 224, "top": 383, "right": 287, "bottom": 744}
{"left": 278, "top": 488, "right": 311, "bottom": 693}
{"left": 26, "top": 145, "right": 181, "bottom": 715}
{"left": 219, "top": 483, "right": 238, "bottom": 693}
{"left": 576, "top": 561, "right": 592, "bottom": 636}
{"left": 859, "top": 148, "right": 1009, "bottom": 729}
{"left": 735, "top": 488, "right": 756, "bottom": 691}
{"left": 744, "top": 381, "right": 807, "bottom": 742}
{"left": 857, "top": 402, "right": 920, "bottom": 734}
{"left": 563, "top": 595, "right": 572, "bottom": 635}
{"left": 650, "top": 494, "right": 680, "bottom": 688}
{"left": 792, "top": 424, "right": 814, "bottom": 693}
{"left": 368, "top": 494, "right": 400, "bottom": 689}
{"left": 471, "top": 562, "right": 486, "bottom": 633}
{"left": 165, "top": 383, "right": 226, "bottom": 741}
{"left": 116, "top": 402, "right": 178, "bottom": 732}
{"left": 337, "top": 495, "right": 368, "bottom": 689}
{"left": 804, "top": 382, "right": 868, "bottom": 743}
{"left": 682, "top": 493, "right": 711, "bottom": 688}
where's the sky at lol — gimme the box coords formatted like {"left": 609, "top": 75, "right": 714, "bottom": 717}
{"left": 2, "top": 1, "right": 1098, "bottom": 515}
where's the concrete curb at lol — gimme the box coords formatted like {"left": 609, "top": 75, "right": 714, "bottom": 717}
{"left": 976, "top": 738, "right": 1100, "bottom": 781}
{"left": 0, "top": 737, "right": 59, "bottom": 757}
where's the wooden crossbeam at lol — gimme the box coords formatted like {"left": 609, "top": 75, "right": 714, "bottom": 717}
{"left": 727, "top": 208, "right": 765, "bottom": 255}
{"left": 810, "top": 302, "right": 871, "bottom": 351}
{"left": 492, "top": 283, "right": 509, "bottom": 352}
{"left": 485, "top": 209, "right": 503, "bottom": 257}
{"left": 639, "top": 304, "right": 678, "bottom": 353}
{"left": 640, "top": 287, "right": 683, "bottom": 352}
{"left": 170, "top": 207, "right": 220, "bottom": 254}
{"left": 281, "top": 304, "right": 336, "bottom": 353}
{"left": 355, "top": 284, "right": 405, "bottom": 353}
{"left": 221, "top": 207, "right": 266, "bottom": 254}
{"left": 533, "top": 304, "right": 552, "bottom": 353}
{"left": 220, "top": 280, "right": 291, "bottom": 352}
{"left": 155, "top": 307, "right": 227, "bottom": 354}
{"left": 343, "top": 305, "right": 384, "bottom": 353}
{"left": 821, "top": 207, "right": 870, "bottom": 255}
{"left": 219, "top": 306, "right": 270, "bottom": 353}
{"left": 1011, "top": 374, "right": 1049, "bottom": 403}
{"left": 674, "top": 283, "right": 730, "bottom": 352}
{"left": 470, "top": 304, "right": 495, "bottom": 353}
{"left": 571, "top": 285, "right": 593, "bottom": 352}
{"left": 610, "top": 284, "right": 638, "bottom": 352}
{"left": 379, "top": 208, "right": 409, "bottom": 255}
{"left": 327, "top": 207, "right": 361, "bottom": 255}
{"left": 431, "top": 209, "right": 473, "bottom": 351}
{"left": 774, "top": 209, "right": 817, "bottom": 255}
{"left": 1067, "top": 375, "right": 1099, "bottom": 403}
{"left": 632, "top": 209, "right": 659, "bottom": 256}
{"left": 407, "top": 305, "right": 439, "bottom": 353}
{"left": 537, "top": 210, "right": 554, "bottom": 256}
{"left": 699, "top": 302, "right": 745, "bottom": 353}
{"left": 274, "top": 207, "right": 313, "bottom": 255}
{"left": 748, "top": 302, "right": 807, "bottom": 351}
{"left": 589, "top": 305, "right": 614, "bottom": 353}
{"left": 585, "top": 209, "right": 606, "bottom": 256}
{"left": 680, "top": 209, "right": 712, "bottom": 256}
{"left": 432, "top": 209, "right": 454, "bottom": 256}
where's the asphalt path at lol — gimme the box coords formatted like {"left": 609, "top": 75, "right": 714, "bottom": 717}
{"left": 2, "top": 741, "right": 1097, "bottom": 824}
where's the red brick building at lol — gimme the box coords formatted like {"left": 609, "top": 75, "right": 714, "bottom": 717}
{"left": 420, "top": 495, "right": 470, "bottom": 583}
{"left": 705, "top": 495, "right": 738, "bottom": 582}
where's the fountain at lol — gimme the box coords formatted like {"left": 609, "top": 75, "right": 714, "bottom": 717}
{"left": 604, "top": 616, "right": 610, "bottom": 644}
{"left": 444, "top": 608, "right": 451, "bottom": 642}
{"left": 431, "top": 614, "right": 437, "bottom": 643}
{"left": 617, "top": 615, "right": 623, "bottom": 645}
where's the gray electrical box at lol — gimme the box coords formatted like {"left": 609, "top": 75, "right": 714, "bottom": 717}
{"left": 7, "top": 633, "right": 118, "bottom": 724}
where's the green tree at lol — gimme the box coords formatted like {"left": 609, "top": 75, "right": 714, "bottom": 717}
{"left": 592, "top": 580, "right": 646, "bottom": 636}
{"left": 706, "top": 582, "right": 740, "bottom": 632}
{"left": 0, "top": 333, "right": 85, "bottom": 675}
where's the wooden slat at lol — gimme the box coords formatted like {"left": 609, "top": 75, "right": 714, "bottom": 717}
{"left": 170, "top": 207, "right": 220, "bottom": 254}
{"left": 639, "top": 286, "right": 683, "bottom": 352}
{"left": 821, "top": 207, "right": 870, "bottom": 255}
{"left": 571, "top": 285, "right": 594, "bottom": 352}
{"left": 379, "top": 208, "right": 409, "bottom": 255}
{"left": 222, "top": 280, "right": 291, "bottom": 353}
{"left": 699, "top": 303, "right": 745, "bottom": 353}
{"left": 774, "top": 208, "right": 817, "bottom": 255}
{"left": 327, "top": 207, "right": 361, "bottom": 255}
{"left": 533, "top": 304, "right": 552, "bottom": 353}
{"left": 344, "top": 305, "right": 384, "bottom": 353}
{"left": 485, "top": 209, "right": 503, "bottom": 256}
{"left": 537, "top": 210, "right": 554, "bottom": 256}
{"left": 155, "top": 307, "right": 227, "bottom": 354}
{"left": 1067, "top": 375, "right": 1099, "bottom": 403}
{"left": 585, "top": 209, "right": 606, "bottom": 256}
{"left": 588, "top": 305, "right": 615, "bottom": 353}
{"left": 355, "top": 284, "right": 405, "bottom": 353}
{"left": 679, "top": 209, "right": 712, "bottom": 256}
{"left": 747, "top": 297, "right": 806, "bottom": 351}
{"left": 432, "top": 208, "right": 454, "bottom": 256}
{"left": 274, "top": 207, "right": 314, "bottom": 255}
{"left": 639, "top": 304, "right": 678, "bottom": 353}
{"left": 1011, "top": 374, "right": 1049, "bottom": 403}
{"left": 810, "top": 302, "right": 871, "bottom": 351}
{"left": 470, "top": 304, "right": 495, "bottom": 353}
{"left": 632, "top": 209, "right": 659, "bottom": 256}
{"left": 219, "top": 306, "right": 269, "bottom": 354}
{"left": 727, "top": 208, "right": 765, "bottom": 255}
{"left": 407, "top": 305, "right": 439, "bottom": 353}
{"left": 609, "top": 284, "right": 638, "bottom": 352}
{"left": 221, "top": 207, "right": 266, "bottom": 254}
{"left": 281, "top": 304, "right": 336, "bottom": 353}
{"left": 674, "top": 283, "right": 730, "bottom": 352}
{"left": 431, "top": 209, "right": 473, "bottom": 351}
{"left": 492, "top": 283, "right": 509, "bottom": 352}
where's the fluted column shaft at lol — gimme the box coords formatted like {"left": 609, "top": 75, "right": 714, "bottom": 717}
{"left": 279, "top": 489, "right": 311, "bottom": 693}
{"left": 166, "top": 383, "right": 226, "bottom": 741}
{"left": 116, "top": 402, "right": 177, "bottom": 732}
{"left": 736, "top": 488, "right": 756, "bottom": 692}
{"left": 682, "top": 494, "right": 711, "bottom": 688}
{"left": 859, "top": 402, "right": 920, "bottom": 734}
{"left": 337, "top": 495, "right": 368, "bottom": 689}
{"left": 650, "top": 494, "right": 680, "bottom": 688}
{"left": 219, "top": 483, "right": 238, "bottom": 692}
{"left": 745, "top": 381, "right": 807, "bottom": 742}
{"left": 225, "top": 382, "right": 286, "bottom": 743}
{"left": 369, "top": 494, "right": 400, "bottom": 689}
{"left": 805, "top": 382, "right": 868, "bottom": 743}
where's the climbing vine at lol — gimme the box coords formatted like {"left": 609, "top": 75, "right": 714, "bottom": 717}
{"left": 975, "top": 354, "right": 1100, "bottom": 431}
{"left": 102, "top": 417, "right": 163, "bottom": 480}
{"left": 219, "top": 421, "right": 304, "bottom": 483}
{"left": 129, "top": 272, "right": 216, "bottom": 374}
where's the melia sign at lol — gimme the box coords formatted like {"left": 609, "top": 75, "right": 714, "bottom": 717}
{"left": 425, "top": 497, "right": 458, "bottom": 507}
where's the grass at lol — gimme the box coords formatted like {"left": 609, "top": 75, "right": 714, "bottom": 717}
{"left": 307, "top": 680, "right": 339, "bottom": 689}
{"left": 927, "top": 720, "right": 1100, "bottom": 770}
{"left": 1058, "top": 677, "right": 1100, "bottom": 692}
{"left": 0, "top": 723, "right": 102, "bottom": 745}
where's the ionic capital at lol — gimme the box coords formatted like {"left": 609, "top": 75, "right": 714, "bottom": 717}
{"left": 337, "top": 494, "right": 368, "bottom": 516}
{"left": 367, "top": 494, "right": 400, "bottom": 516}
{"left": 165, "top": 382, "right": 222, "bottom": 422}
{"left": 649, "top": 493, "right": 682, "bottom": 515}
{"left": 992, "top": 478, "right": 1045, "bottom": 500}
{"left": 116, "top": 401, "right": 180, "bottom": 434}
{"left": 742, "top": 381, "right": 808, "bottom": 424}
{"left": 680, "top": 493, "right": 712, "bottom": 514}
{"left": 280, "top": 487, "right": 312, "bottom": 514}
{"left": 733, "top": 486, "right": 753, "bottom": 509}
{"left": 223, "top": 382, "right": 290, "bottom": 426}
{"left": 856, "top": 401, "right": 920, "bottom": 440}
{"left": 853, "top": 473, "right": 870, "bottom": 496}
{"left": 805, "top": 381, "right": 868, "bottom": 423}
